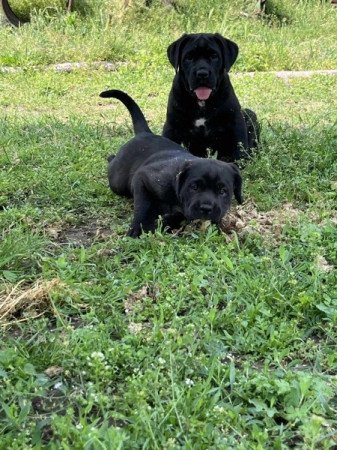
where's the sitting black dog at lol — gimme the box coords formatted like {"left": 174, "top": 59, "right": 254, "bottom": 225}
{"left": 99, "top": 89, "right": 243, "bottom": 237}
{"left": 162, "top": 33, "right": 260, "bottom": 162}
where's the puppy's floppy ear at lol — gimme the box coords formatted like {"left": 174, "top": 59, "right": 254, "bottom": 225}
{"left": 167, "top": 34, "right": 188, "bottom": 72}
{"left": 175, "top": 162, "right": 191, "bottom": 197}
{"left": 214, "top": 33, "right": 239, "bottom": 72}
{"left": 229, "top": 163, "right": 243, "bottom": 204}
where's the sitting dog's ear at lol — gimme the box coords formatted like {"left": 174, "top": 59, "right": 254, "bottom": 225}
{"left": 214, "top": 34, "right": 239, "bottom": 72}
{"left": 167, "top": 34, "right": 188, "bottom": 72}
{"left": 229, "top": 163, "right": 243, "bottom": 204}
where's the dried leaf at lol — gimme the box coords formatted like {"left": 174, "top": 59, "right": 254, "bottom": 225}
{"left": 44, "top": 366, "right": 64, "bottom": 378}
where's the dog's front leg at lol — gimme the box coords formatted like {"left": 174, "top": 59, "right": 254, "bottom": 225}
{"left": 232, "top": 118, "right": 250, "bottom": 161}
{"left": 127, "top": 184, "right": 159, "bottom": 238}
{"left": 162, "top": 123, "right": 183, "bottom": 146}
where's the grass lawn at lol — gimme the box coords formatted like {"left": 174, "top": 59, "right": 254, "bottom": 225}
{"left": 1, "top": 1, "right": 337, "bottom": 448}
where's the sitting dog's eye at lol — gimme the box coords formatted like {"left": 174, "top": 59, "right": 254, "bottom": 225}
{"left": 190, "top": 183, "right": 198, "bottom": 191}
{"left": 219, "top": 186, "right": 226, "bottom": 195}
{"left": 185, "top": 54, "right": 193, "bottom": 62}
{"left": 210, "top": 53, "right": 219, "bottom": 60}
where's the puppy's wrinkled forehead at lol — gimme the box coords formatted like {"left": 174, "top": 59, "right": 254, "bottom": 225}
{"left": 188, "top": 163, "right": 229, "bottom": 185}
{"left": 183, "top": 35, "right": 220, "bottom": 56}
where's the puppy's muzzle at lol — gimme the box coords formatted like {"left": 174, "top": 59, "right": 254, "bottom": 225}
{"left": 199, "top": 203, "right": 213, "bottom": 216}
{"left": 190, "top": 202, "right": 221, "bottom": 222}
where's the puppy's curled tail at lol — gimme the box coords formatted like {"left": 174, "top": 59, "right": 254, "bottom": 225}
{"left": 99, "top": 89, "right": 151, "bottom": 135}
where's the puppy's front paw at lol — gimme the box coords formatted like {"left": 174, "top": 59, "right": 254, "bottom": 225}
{"left": 162, "top": 212, "right": 186, "bottom": 231}
{"left": 127, "top": 225, "right": 141, "bottom": 238}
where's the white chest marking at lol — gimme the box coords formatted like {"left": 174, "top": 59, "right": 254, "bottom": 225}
{"left": 198, "top": 101, "right": 205, "bottom": 108}
{"left": 195, "top": 118, "right": 206, "bottom": 127}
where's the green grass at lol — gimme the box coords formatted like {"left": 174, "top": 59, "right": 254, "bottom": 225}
{"left": 0, "top": 0, "right": 336, "bottom": 70}
{"left": 1, "top": 1, "right": 337, "bottom": 448}
{"left": 7, "top": 0, "right": 65, "bottom": 22}
{"left": 7, "top": 0, "right": 93, "bottom": 22}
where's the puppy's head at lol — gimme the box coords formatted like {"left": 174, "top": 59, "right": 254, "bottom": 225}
{"left": 176, "top": 160, "right": 242, "bottom": 223}
{"left": 167, "top": 33, "right": 239, "bottom": 101}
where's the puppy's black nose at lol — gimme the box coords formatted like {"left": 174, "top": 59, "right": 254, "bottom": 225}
{"left": 199, "top": 204, "right": 213, "bottom": 215}
{"left": 196, "top": 69, "right": 209, "bottom": 80}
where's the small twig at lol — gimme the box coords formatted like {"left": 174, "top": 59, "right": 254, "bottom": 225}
{"left": 1, "top": 311, "right": 45, "bottom": 327}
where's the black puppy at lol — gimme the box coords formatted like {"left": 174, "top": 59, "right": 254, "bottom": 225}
{"left": 163, "top": 33, "right": 260, "bottom": 162}
{"left": 99, "top": 90, "right": 243, "bottom": 238}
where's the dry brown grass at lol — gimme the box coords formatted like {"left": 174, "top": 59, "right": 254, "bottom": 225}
{"left": 0, "top": 278, "right": 63, "bottom": 326}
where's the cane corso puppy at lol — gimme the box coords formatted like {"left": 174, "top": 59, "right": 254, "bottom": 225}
{"left": 163, "top": 33, "right": 260, "bottom": 162}
{"left": 99, "top": 89, "right": 243, "bottom": 237}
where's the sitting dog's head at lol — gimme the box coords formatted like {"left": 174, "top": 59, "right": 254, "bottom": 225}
{"left": 176, "top": 160, "right": 242, "bottom": 223}
{"left": 167, "top": 33, "right": 239, "bottom": 101}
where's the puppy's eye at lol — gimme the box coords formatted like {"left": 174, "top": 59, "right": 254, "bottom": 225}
{"left": 185, "top": 54, "right": 193, "bottom": 62}
{"left": 190, "top": 183, "right": 198, "bottom": 191}
{"left": 210, "top": 53, "right": 219, "bottom": 60}
{"left": 219, "top": 186, "right": 227, "bottom": 195}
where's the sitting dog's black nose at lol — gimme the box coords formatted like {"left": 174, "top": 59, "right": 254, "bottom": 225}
{"left": 196, "top": 69, "right": 209, "bottom": 80}
{"left": 199, "top": 204, "right": 213, "bottom": 215}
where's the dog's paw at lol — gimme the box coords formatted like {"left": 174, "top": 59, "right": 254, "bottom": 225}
{"left": 126, "top": 226, "right": 141, "bottom": 238}
{"left": 162, "top": 213, "right": 186, "bottom": 231}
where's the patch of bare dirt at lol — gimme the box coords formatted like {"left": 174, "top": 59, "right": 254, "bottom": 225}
{"left": 45, "top": 222, "right": 112, "bottom": 247}
{"left": 32, "top": 388, "right": 68, "bottom": 416}
{"left": 67, "top": 314, "right": 85, "bottom": 329}
{"left": 0, "top": 61, "right": 125, "bottom": 74}
{"left": 220, "top": 201, "right": 307, "bottom": 243}
{"left": 124, "top": 285, "right": 159, "bottom": 315}
{"left": 123, "top": 286, "right": 158, "bottom": 337}
{"left": 127, "top": 322, "right": 144, "bottom": 334}
{"left": 316, "top": 255, "right": 334, "bottom": 273}
{"left": 234, "top": 69, "right": 337, "bottom": 80}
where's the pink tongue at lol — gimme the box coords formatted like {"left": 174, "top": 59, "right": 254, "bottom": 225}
{"left": 194, "top": 87, "right": 212, "bottom": 100}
